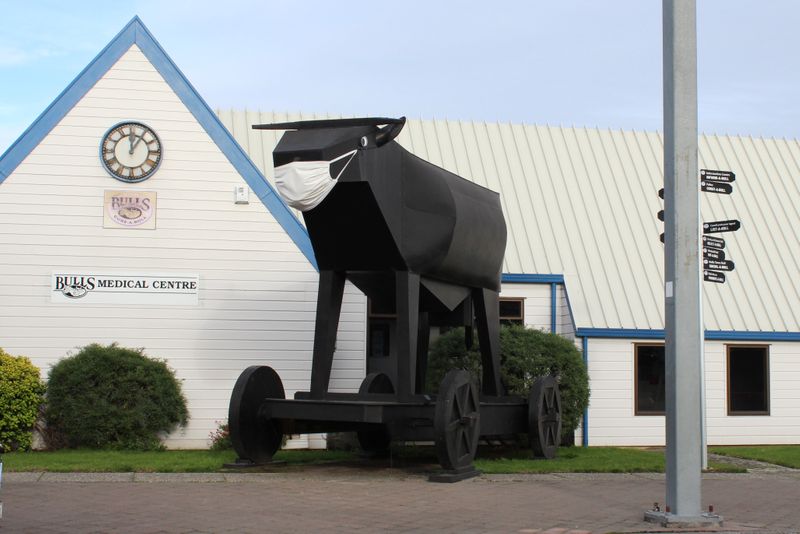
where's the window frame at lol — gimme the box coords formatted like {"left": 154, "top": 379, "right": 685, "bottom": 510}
{"left": 634, "top": 342, "right": 666, "bottom": 416}
{"left": 726, "top": 344, "right": 770, "bottom": 416}
{"left": 498, "top": 297, "right": 525, "bottom": 325}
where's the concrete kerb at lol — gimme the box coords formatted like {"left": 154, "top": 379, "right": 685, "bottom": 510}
{"left": 5, "top": 469, "right": 799, "bottom": 484}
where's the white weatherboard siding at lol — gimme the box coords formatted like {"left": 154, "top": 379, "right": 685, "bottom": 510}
{"left": 586, "top": 338, "right": 800, "bottom": 446}
{"left": 0, "top": 45, "right": 366, "bottom": 448}
{"left": 498, "top": 282, "right": 572, "bottom": 337}
{"left": 557, "top": 286, "right": 575, "bottom": 339}
{"left": 586, "top": 338, "right": 665, "bottom": 446}
{"left": 705, "top": 341, "right": 800, "bottom": 445}
{"left": 500, "top": 283, "right": 551, "bottom": 331}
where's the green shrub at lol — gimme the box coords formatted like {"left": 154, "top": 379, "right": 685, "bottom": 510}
{"left": 0, "top": 349, "right": 46, "bottom": 451}
{"left": 44, "top": 343, "right": 188, "bottom": 450}
{"left": 426, "top": 325, "right": 589, "bottom": 435}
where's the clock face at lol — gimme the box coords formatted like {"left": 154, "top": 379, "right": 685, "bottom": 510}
{"left": 100, "top": 122, "right": 162, "bottom": 182}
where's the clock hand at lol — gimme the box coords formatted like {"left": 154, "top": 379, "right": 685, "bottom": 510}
{"left": 129, "top": 134, "right": 143, "bottom": 154}
{"left": 128, "top": 130, "right": 136, "bottom": 154}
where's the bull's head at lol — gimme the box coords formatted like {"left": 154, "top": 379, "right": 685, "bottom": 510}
{"left": 254, "top": 117, "right": 405, "bottom": 212}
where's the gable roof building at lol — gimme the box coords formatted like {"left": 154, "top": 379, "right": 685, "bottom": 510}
{"left": 0, "top": 18, "right": 363, "bottom": 449}
{"left": 2, "top": 17, "right": 799, "bottom": 449}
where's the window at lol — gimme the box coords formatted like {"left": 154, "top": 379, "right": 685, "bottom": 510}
{"left": 727, "top": 345, "right": 769, "bottom": 415}
{"left": 499, "top": 297, "right": 524, "bottom": 325}
{"left": 635, "top": 344, "right": 665, "bottom": 415}
{"left": 368, "top": 323, "right": 391, "bottom": 358}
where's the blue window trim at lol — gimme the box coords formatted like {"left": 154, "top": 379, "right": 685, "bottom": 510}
{"left": 0, "top": 16, "right": 317, "bottom": 270}
{"left": 550, "top": 282, "right": 558, "bottom": 333}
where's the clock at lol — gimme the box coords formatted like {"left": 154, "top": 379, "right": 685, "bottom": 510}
{"left": 100, "top": 121, "right": 162, "bottom": 182}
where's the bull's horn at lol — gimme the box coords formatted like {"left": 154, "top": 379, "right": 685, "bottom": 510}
{"left": 374, "top": 117, "right": 407, "bottom": 146}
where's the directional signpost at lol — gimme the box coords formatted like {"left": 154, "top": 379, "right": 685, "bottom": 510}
{"left": 703, "top": 219, "right": 740, "bottom": 234}
{"left": 703, "top": 258, "right": 735, "bottom": 271}
{"left": 702, "top": 247, "right": 725, "bottom": 261}
{"left": 698, "top": 170, "right": 739, "bottom": 289}
{"left": 702, "top": 235, "right": 725, "bottom": 249}
{"left": 701, "top": 181, "right": 733, "bottom": 194}
{"left": 703, "top": 270, "right": 726, "bottom": 284}
{"left": 700, "top": 169, "right": 735, "bottom": 183}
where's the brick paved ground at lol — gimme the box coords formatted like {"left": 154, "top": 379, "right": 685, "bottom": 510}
{"left": 1, "top": 470, "right": 799, "bottom": 533}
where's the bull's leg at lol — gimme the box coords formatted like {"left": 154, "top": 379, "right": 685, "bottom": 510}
{"left": 309, "top": 270, "right": 346, "bottom": 399}
{"left": 415, "top": 311, "right": 430, "bottom": 394}
{"left": 396, "top": 271, "right": 420, "bottom": 401}
{"left": 474, "top": 288, "right": 504, "bottom": 396}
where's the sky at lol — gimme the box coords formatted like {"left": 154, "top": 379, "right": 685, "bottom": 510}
{"left": 2, "top": 0, "right": 800, "bottom": 154}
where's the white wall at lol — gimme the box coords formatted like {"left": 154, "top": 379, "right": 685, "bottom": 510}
{"left": 557, "top": 284, "right": 575, "bottom": 339}
{"left": 0, "top": 45, "right": 367, "bottom": 449}
{"left": 584, "top": 338, "right": 800, "bottom": 446}
{"left": 498, "top": 282, "right": 573, "bottom": 338}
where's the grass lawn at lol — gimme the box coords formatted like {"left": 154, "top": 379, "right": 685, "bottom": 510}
{"left": 1, "top": 445, "right": 744, "bottom": 474}
{"left": 709, "top": 445, "right": 800, "bottom": 469}
{"left": 0, "top": 449, "right": 352, "bottom": 473}
{"left": 473, "top": 446, "right": 742, "bottom": 474}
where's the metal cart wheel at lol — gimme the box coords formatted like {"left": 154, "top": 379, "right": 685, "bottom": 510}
{"left": 529, "top": 375, "right": 562, "bottom": 459}
{"left": 356, "top": 373, "right": 394, "bottom": 455}
{"left": 228, "top": 365, "right": 285, "bottom": 464}
{"left": 434, "top": 369, "right": 480, "bottom": 471}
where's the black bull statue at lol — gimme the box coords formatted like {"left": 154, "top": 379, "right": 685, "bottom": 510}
{"left": 228, "top": 118, "right": 562, "bottom": 476}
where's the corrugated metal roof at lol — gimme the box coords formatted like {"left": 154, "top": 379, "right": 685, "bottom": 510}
{"left": 216, "top": 110, "right": 800, "bottom": 334}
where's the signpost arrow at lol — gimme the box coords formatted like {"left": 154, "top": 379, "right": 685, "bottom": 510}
{"left": 701, "top": 181, "right": 733, "bottom": 194}
{"left": 703, "top": 247, "right": 725, "bottom": 261}
{"left": 703, "top": 235, "right": 725, "bottom": 249}
{"left": 703, "top": 219, "right": 741, "bottom": 234}
{"left": 703, "top": 270, "right": 726, "bottom": 284}
{"left": 700, "top": 169, "right": 735, "bottom": 183}
{"left": 703, "top": 258, "right": 735, "bottom": 271}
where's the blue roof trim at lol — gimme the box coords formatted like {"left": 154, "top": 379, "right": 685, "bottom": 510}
{"left": 576, "top": 328, "right": 665, "bottom": 339}
{"left": 502, "top": 273, "right": 565, "bottom": 284}
{"left": 0, "top": 17, "right": 317, "bottom": 270}
{"left": 705, "top": 330, "right": 800, "bottom": 341}
{"left": 576, "top": 328, "right": 800, "bottom": 341}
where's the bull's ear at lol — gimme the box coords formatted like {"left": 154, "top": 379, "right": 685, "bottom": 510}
{"left": 374, "top": 117, "right": 406, "bottom": 147}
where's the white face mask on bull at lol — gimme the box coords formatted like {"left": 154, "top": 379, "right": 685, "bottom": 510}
{"left": 274, "top": 149, "right": 358, "bottom": 211}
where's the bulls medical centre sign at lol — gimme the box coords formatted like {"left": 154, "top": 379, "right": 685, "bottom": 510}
{"left": 51, "top": 272, "right": 199, "bottom": 305}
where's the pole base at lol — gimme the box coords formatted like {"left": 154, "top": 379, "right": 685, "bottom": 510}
{"left": 644, "top": 510, "right": 723, "bottom": 528}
